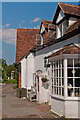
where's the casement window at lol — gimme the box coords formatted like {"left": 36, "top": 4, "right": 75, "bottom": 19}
{"left": 56, "top": 24, "right": 62, "bottom": 38}
{"left": 52, "top": 60, "right": 64, "bottom": 96}
{"left": 67, "top": 59, "right": 80, "bottom": 97}
{"left": 41, "top": 31, "right": 45, "bottom": 44}
{"left": 59, "top": 24, "right": 62, "bottom": 37}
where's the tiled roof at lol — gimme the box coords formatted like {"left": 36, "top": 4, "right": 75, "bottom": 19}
{"left": 31, "top": 19, "right": 80, "bottom": 52}
{"left": 41, "top": 20, "right": 56, "bottom": 30}
{"left": 46, "top": 44, "right": 80, "bottom": 59}
{"left": 15, "top": 28, "right": 39, "bottom": 64}
{"left": 65, "top": 19, "right": 80, "bottom": 34}
{"left": 53, "top": 2, "right": 80, "bottom": 23}
{"left": 59, "top": 2, "right": 80, "bottom": 17}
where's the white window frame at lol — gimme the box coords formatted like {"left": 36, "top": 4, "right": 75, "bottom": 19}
{"left": 67, "top": 59, "right": 80, "bottom": 97}
{"left": 52, "top": 60, "right": 64, "bottom": 96}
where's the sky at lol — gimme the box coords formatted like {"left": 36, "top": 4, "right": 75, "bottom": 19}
{"left": 1, "top": 1, "right": 78, "bottom": 65}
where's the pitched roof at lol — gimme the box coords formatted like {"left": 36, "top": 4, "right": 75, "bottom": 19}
{"left": 15, "top": 28, "right": 39, "bottom": 64}
{"left": 53, "top": 2, "right": 80, "bottom": 23}
{"left": 40, "top": 20, "right": 56, "bottom": 32}
{"left": 31, "top": 19, "right": 80, "bottom": 52}
{"left": 46, "top": 43, "right": 80, "bottom": 59}
{"left": 65, "top": 19, "right": 80, "bottom": 34}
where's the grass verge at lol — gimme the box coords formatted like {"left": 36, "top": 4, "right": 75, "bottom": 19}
{"left": 3, "top": 79, "right": 17, "bottom": 84}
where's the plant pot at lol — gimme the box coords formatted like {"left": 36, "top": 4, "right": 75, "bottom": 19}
{"left": 41, "top": 78, "right": 47, "bottom": 82}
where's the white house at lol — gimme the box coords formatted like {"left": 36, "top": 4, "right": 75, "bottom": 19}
{"left": 15, "top": 2, "right": 80, "bottom": 118}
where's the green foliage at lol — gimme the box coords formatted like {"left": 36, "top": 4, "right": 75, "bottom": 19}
{"left": 0, "top": 59, "right": 18, "bottom": 82}
{"left": 5, "top": 63, "right": 17, "bottom": 80}
{"left": 0, "top": 80, "right": 2, "bottom": 83}
{"left": 3, "top": 79, "right": 17, "bottom": 84}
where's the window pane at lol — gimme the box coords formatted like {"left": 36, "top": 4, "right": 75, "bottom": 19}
{"left": 67, "top": 68, "right": 73, "bottom": 77}
{"left": 62, "top": 88, "right": 64, "bottom": 96}
{"left": 75, "top": 88, "right": 80, "bottom": 97}
{"left": 75, "top": 68, "right": 80, "bottom": 77}
{"left": 67, "top": 59, "right": 73, "bottom": 67}
{"left": 56, "top": 87, "right": 58, "bottom": 95}
{"left": 59, "top": 87, "right": 61, "bottom": 95}
{"left": 56, "top": 78, "right": 58, "bottom": 86}
{"left": 68, "top": 78, "right": 73, "bottom": 87}
{"left": 54, "top": 87, "right": 56, "bottom": 94}
{"left": 62, "top": 78, "right": 64, "bottom": 86}
{"left": 56, "top": 61, "right": 58, "bottom": 68}
{"left": 54, "top": 78, "right": 56, "bottom": 85}
{"left": 75, "top": 78, "right": 80, "bottom": 87}
{"left": 59, "top": 78, "right": 61, "bottom": 86}
{"left": 54, "top": 69, "right": 58, "bottom": 77}
{"left": 59, "top": 69, "right": 61, "bottom": 77}
{"left": 74, "top": 59, "right": 80, "bottom": 67}
{"left": 68, "top": 88, "right": 74, "bottom": 97}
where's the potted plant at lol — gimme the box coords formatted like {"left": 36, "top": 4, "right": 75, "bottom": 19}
{"left": 41, "top": 77, "right": 47, "bottom": 82}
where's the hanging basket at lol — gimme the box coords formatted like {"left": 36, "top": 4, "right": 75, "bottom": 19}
{"left": 41, "top": 78, "right": 48, "bottom": 82}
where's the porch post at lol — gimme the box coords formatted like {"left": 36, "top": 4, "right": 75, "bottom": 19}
{"left": 64, "top": 58, "right": 67, "bottom": 99}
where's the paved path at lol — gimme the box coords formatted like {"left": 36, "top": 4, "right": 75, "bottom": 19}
{"left": 2, "top": 84, "right": 59, "bottom": 119}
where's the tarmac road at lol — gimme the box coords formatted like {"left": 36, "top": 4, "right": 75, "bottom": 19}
{"left": 2, "top": 84, "right": 59, "bottom": 119}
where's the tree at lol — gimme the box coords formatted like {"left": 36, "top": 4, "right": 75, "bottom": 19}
{"left": 5, "top": 63, "right": 17, "bottom": 80}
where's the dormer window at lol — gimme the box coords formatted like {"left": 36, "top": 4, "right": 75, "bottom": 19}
{"left": 56, "top": 24, "right": 62, "bottom": 38}
{"left": 41, "top": 31, "right": 45, "bottom": 45}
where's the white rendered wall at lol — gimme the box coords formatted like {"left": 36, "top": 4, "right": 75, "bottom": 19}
{"left": 21, "top": 58, "right": 27, "bottom": 88}
{"left": 26, "top": 53, "right": 34, "bottom": 89}
{"left": 34, "top": 34, "right": 79, "bottom": 103}
{"left": 51, "top": 98, "right": 65, "bottom": 116}
{"left": 69, "top": 17, "right": 77, "bottom": 26}
{"left": 37, "top": 77, "right": 50, "bottom": 103}
{"left": 56, "top": 10, "right": 64, "bottom": 23}
{"left": 40, "top": 24, "right": 45, "bottom": 34}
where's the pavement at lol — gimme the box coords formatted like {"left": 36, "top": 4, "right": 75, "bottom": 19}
{"left": 1, "top": 84, "right": 60, "bottom": 119}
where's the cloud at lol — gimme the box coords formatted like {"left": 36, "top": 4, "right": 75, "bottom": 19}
{"left": 33, "top": 18, "right": 40, "bottom": 22}
{"left": 5, "top": 23, "right": 10, "bottom": 27}
{"left": 1, "top": 23, "right": 11, "bottom": 29}
{"left": 2, "top": 29, "right": 16, "bottom": 45}
{"left": 34, "top": 25, "right": 40, "bottom": 29}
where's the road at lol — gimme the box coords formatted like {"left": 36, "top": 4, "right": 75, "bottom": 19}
{"left": 1, "top": 84, "right": 59, "bottom": 119}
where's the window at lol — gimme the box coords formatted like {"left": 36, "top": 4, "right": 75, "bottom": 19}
{"left": 41, "top": 32, "right": 45, "bottom": 45}
{"left": 67, "top": 59, "right": 80, "bottom": 97}
{"left": 44, "top": 59, "right": 50, "bottom": 68}
{"left": 59, "top": 24, "right": 62, "bottom": 37}
{"left": 52, "top": 60, "right": 64, "bottom": 96}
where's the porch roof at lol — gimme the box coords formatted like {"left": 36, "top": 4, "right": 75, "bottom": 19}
{"left": 45, "top": 43, "right": 80, "bottom": 59}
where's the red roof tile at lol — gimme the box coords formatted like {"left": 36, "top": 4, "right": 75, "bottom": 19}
{"left": 65, "top": 19, "right": 80, "bottom": 34}
{"left": 59, "top": 2, "right": 80, "bottom": 17}
{"left": 15, "top": 28, "right": 39, "bottom": 64}
{"left": 46, "top": 44, "right": 80, "bottom": 59}
{"left": 53, "top": 2, "right": 80, "bottom": 23}
{"left": 41, "top": 20, "right": 56, "bottom": 30}
{"left": 31, "top": 18, "right": 80, "bottom": 52}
